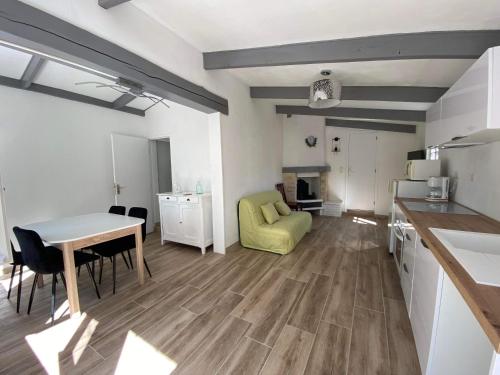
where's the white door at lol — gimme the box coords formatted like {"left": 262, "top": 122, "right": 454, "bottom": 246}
{"left": 161, "top": 202, "right": 181, "bottom": 240}
{"left": 346, "top": 132, "right": 377, "bottom": 211}
{"left": 180, "top": 204, "right": 201, "bottom": 243}
{"left": 111, "top": 134, "right": 154, "bottom": 233}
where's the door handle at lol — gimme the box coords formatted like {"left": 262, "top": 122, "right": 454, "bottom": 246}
{"left": 405, "top": 233, "right": 411, "bottom": 241}
{"left": 421, "top": 238, "right": 429, "bottom": 249}
{"left": 403, "top": 263, "right": 409, "bottom": 274}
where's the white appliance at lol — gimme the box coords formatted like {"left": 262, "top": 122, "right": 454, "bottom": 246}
{"left": 158, "top": 193, "right": 213, "bottom": 254}
{"left": 388, "top": 180, "right": 428, "bottom": 253}
{"left": 405, "top": 160, "right": 441, "bottom": 181}
{"left": 426, "top": 177, "right": 450, "bottom": 201}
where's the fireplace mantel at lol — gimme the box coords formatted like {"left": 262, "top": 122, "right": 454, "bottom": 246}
{"left": 282, "top": 165, "right": 331, "bottom": 173}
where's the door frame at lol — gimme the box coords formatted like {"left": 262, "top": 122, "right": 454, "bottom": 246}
{"left": 0, "top": 174, "right": 10, "bottom": 264}
{"left": 345, "top": 130, "right": 377, "bottom": 211}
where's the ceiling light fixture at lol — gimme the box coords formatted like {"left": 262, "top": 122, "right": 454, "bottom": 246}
{"left": 308, "top": 70, "right": 342, "bottom": 109}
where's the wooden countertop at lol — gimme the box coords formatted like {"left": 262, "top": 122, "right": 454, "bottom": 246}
{"left": 396, "top": 198, "right": 500, "bottom": 353}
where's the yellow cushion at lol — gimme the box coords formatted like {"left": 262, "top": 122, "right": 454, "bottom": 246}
{"left": 275, "top": 201, "right": 291, "bottom": 216}
{"left": 261, "top": 202, "right": 280, "bottom": 224}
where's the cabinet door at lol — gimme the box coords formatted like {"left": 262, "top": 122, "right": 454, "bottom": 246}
{"left": 430, "top": 274, "right": 493, "bottom": 375}
{"left": 425, "top": 99, "right": 442, "bottom": 148}
{"left": 401, "top": 227, "right": 417, "bottom": 315}
{"left": 180, "top": 204, "right": 202, "bottom": 243}
{"left": 161, "top": 202, "right": 181, "bottom": 240}
{"left": 491, "top": 47, "right": 500, "bottom": 130}
{"left": 410, "top": 237, "right": 444, "bottom": 375}
{"left": 440, "top": 50, "right": 490, "bottom": 143}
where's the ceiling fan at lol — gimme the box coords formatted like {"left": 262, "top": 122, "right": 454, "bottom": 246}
{"left": 75, "top": 77, "right": 170, "bottom": 111}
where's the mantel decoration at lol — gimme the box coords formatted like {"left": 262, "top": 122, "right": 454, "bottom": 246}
{"left": 308, "top": 70, "right": 342, "bottom": 108}
{"left": 305, "top": 136, "right": 318, "bottom": 147}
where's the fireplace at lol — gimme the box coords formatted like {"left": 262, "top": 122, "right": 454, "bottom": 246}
{"left": 282, "top": 166, "right": 330, "bottom": 213}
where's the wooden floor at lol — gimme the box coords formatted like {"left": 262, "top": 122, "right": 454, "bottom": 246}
{"left": 0, "top": 214, "right": 421, "bottom": 375}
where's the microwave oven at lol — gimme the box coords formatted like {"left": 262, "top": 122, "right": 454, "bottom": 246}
{"left": 405, "top": 160, "right": 441, "bottom": 181}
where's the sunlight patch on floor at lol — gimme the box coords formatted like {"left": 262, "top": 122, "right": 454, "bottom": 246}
{"left": 44, "top": 300, "right": 70, "bottom": 325}
{"left": 0, "top": 268, "right": 35, "bottom": 292}
{"left": 115, "top": 331, "right": 177, "bottom": 374}
{"left": 352, "top": 217, "right": 378, "bottom": 225}
{"left": 26, "top": 313, "right": 99, "bottom": 374}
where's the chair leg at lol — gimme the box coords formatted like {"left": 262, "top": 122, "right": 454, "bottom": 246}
{"left": 27, "top": 273, "right": 39, "bottom": 315}
{"left": 16, "top": 265, "right": 23, "bottom": 314}
{"left": 127, "top": 250, "right": 133, "bottom": 270}
{"left": 85, "top": 263, "right": 101, "bottom": 299}
{"left": 77, "top": 265, "right": 81, "bottom": 277}
{"left": 59, "top": 272, "right": 67, "bottom": 290}
{"left": 7, "top": 264, "right": 16, "bottom": 299}
{"left": 112, "top": 255, "right": 116, "bottom": 295}
{"left": 144, "top": 258, "right": 152, "bottom": 278}
{"left": 120, "top": 252, "right": 130, "bottom": 269}
{"left": 98, "top": 256, "right": 104, "bottom": 285}
{"left": 51, "top": 274, "right": 57, "bottom": 324}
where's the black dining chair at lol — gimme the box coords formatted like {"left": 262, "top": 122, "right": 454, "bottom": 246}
{"left": 93, "top": 207, "right": 151, "bottom": 294}
{"left": 6, "top": 241, "right": 25, "bottom": 313}
{"left": 77, "top": 205, "right": 129, "bottom": 277}
{"left": 108, "top": 205, "right": 133, "bottom": 270}
{"left": 13, "top": 227, "right": 101, "bottom": 322}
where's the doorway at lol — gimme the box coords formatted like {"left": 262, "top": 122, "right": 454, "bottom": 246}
{"left": 346, "top": 132, "right": 377, "bottom": 211}
{"left": 151, "top": 138, "right": 172, "bottom": 225}
{"left": 0, "top": 174, "right": 8, "bottom": 264}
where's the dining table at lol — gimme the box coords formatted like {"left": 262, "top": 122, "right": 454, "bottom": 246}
{"left": 23, "top": 213, "right": 145, "bottom": 316}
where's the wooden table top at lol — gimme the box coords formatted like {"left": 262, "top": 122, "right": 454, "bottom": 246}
{"left": 396, "top": 197, "right": 500, "bottom": 353}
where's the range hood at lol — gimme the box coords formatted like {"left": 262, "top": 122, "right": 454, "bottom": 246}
{"left": 436, "top": 130, "right": 500, "bottom": 149}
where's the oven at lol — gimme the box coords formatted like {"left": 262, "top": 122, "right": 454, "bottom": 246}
{"left": 393, "top": 219, "right": 405, "bottom": 274}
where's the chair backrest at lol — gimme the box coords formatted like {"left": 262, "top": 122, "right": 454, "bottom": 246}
{"left": 10, "top": 241, "right": 24, "bottom": 265}
{"left": 109, "top": 205, "right": 126, "bottom": 215}
{"left": 13, "top": 227, "right": 48, "bottom": 273}
{"left": 275, "top": 183, "right": 288, "bottom": 204}
{"left": 128, "top": 207, "right": 147, "bottom": 242}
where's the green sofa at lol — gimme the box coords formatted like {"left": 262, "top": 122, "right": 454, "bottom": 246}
{"left": 239, "top": 191, "right": 312, "bottom": 255}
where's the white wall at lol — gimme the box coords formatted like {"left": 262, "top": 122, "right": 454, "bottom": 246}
{"left": 0, "top": 84, "right": 214, "bottom": 259}
{"left": 325, "top": 125, "right": 420, "bottom": 215}
{"left": 15, "top": 0, "right": 285, "bottom": 250}
{"left": 283, "top": 115, "right": 325, "bottom": 167}
{"left": 441, "top": 142, "right": 500, "bottom": 221}
{"left": 146, "top": 101, "right": 211, "bottom": 194}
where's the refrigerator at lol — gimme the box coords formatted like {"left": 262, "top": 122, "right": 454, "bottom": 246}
{"left": 388, "top": 180, "right": 428, "bottom": 253}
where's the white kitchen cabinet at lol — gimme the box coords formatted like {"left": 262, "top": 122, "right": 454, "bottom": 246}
{"left": 410, "top": 237, "right": 444, "bottom": 375}
{"left": 430, "top": 274, "right": 493, "bottom": 375}
{"left": 424, "top": 99, "right": 442, "bottom": 148}
{"left": 425, "top": 46, "right": 500, "bottom": 147}
{"left": 158, "top": 193, "right": 213, "bottom": 254}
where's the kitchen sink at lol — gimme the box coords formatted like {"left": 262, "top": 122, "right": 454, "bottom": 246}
{"left": 430, "top": 228, "right": 500, "bottom": 287}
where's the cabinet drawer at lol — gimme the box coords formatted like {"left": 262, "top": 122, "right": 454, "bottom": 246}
{"left": 179, "top": 196, "right": 199, "bottom": 204}
{"left": 159, "top": 195, "right": 177, "bottom": 202}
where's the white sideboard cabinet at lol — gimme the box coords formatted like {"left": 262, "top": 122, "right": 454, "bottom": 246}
{"left": 158, "top": 193, "right": 213, "bottom": 254}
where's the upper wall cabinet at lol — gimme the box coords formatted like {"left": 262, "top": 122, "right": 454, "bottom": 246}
{"left": 425, "top": 47, "right": 500, "bottom": 148}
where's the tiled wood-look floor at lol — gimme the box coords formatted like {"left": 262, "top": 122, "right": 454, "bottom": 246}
{"left": 0, "top": 214, "right": 421, "bottom": 374}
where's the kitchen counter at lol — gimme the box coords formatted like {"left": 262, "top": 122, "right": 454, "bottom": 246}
{"left": 396, "top": 197, "right": 500, "bottom": 353}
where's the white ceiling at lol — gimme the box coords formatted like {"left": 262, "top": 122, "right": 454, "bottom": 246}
{"left": 132, "top": 0, "right": 500, "bottom": 52}
{"left": 0, "top": 44, "right": 174, "bottom": 113}
{"left": 132, "top": 0, "right": 498, "bottom": 112}
{"left": 229, "top": 59, "right": 474, "bottom": 87}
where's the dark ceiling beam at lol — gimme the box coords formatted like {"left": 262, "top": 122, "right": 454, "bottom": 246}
{"left": 326, "top": 118, "right": 416, "bottom": 133}
{"left": 204, "top": 30, "right": 500, "bottom": 70}
{"left": 251, "top": 86, "right": 448, "bottom": 102}
{"left": 20, "top": 55, "right": 45, "bottom": 89}
{"left": 276, "top": 105, "right": 425, "bottom": 122}
{"left": 113, "top": 93, "right": 136, "bottom": 109}
{"left": 0, "top": 0, "right": 228, "bottom": 114}
{"left": 0, "top": 74, "right": 144, "bottom": 116}
{"left": 98, "top": 0, "right": 131, "bottom": 9}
